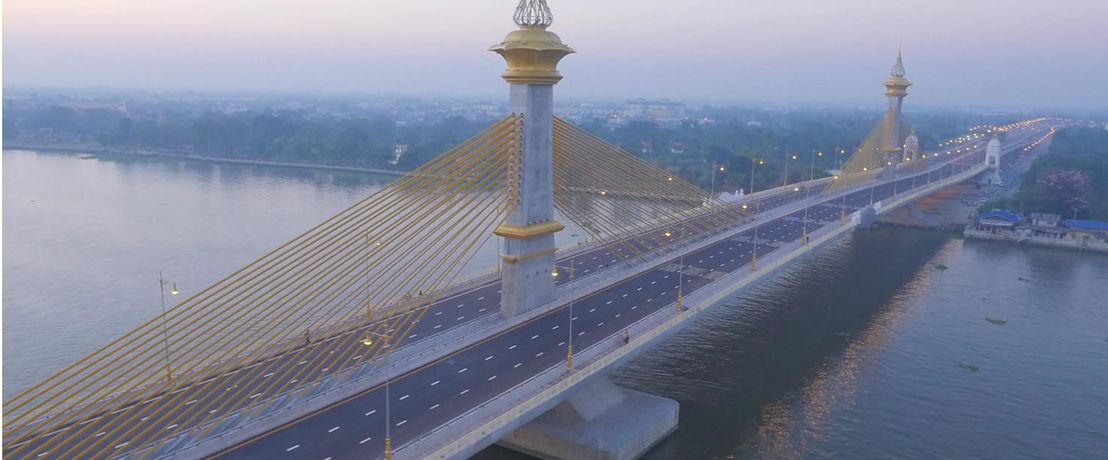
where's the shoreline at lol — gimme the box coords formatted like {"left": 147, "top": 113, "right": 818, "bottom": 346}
{"left": 2, "top": 143, "right": 409, "bottom": 177}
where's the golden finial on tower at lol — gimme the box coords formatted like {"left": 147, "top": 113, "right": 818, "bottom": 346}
{"left": 884, "top": 43, "right": 911, "bottom": 97}
{"left": 491, "top": 0, "right": 575, "bottom": 85}
{"left": 891, "top": 41, "right": 906, "bottom": 78}
{"left": 514, "top": 0, "right": 554, "bottom": 29}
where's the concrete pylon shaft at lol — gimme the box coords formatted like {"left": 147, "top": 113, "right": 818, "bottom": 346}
{"left": 498, "top": 84, "right": 560, "bottom": 315}
{"left": 490, "top": 1, "right": 574, "bottom": 316}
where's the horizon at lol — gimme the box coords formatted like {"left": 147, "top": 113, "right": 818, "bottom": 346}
{"left": 4, "top": 1, "right": 1108, "bottom": 111}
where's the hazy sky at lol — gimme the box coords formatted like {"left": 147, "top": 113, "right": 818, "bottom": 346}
{"left": 5, "top": 0, "right": 1107, "bottom": 109}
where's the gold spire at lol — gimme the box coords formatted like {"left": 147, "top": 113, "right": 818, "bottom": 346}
{"left": 491, "top": 0, "right": 575, "bottom": 85}
{"left": 884, "top": 43, "right": 911, "bottom": 97}
{"left": 891, "top": 41, "right": 906, "bottom": 78}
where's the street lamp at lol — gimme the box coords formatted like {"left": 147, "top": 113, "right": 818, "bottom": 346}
{"left": 834, "top": 175, "right": 847, "bottom": 222}
{"left": 749, "top": 157, "right": 764, "bottom": 270}
{"left": 784, "top": 153, "right": 798, "bottom": 186}
{"left": 363, "top": 329, "right": 394, "bottom": 460}
{"left": 664, "top": 229, "right": 686, "bottom": 313}
{"left": 801, "top": 151, "right": 820, "bottom": 243}
{"left": 710, "top": 164, "right": 725, "bottom": 197}
{"left": 158, "top": 271, "right": 180, "bottom": 387}
{"left": 553, "top": 260, "right": 578, "bottom": 372}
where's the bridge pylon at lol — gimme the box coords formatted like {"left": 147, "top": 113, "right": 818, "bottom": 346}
{"left": 491, "top": 0, "right": 575, "bottom": 316}
{"left": 984, "top": 130, "right": 1004, "bottom": 185}
{"left": 881, "top": 44, "right": 912, "bottom": 177}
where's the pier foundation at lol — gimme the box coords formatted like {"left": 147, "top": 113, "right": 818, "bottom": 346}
{"left": 498, "top": 378, "right": 678, "bottom": 460}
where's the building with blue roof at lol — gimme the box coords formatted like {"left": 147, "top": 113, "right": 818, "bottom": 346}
{"left": 967, "top": 211, "right": 1108, "bottom": 254}
{"left": 976, "top": 209, "right": 1022, "bottom": 230}
{"left": 1063, "top": 219, "right": 1108, "bottom": 246}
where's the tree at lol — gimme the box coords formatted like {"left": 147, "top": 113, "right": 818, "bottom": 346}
{"left": 1039, "top": 169, "right": 1091, "bottom": 219}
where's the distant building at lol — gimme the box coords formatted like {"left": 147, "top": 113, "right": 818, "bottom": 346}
{"left": 639, "top": 140, "right": 654, "bottom": 155}
{"left": 966, "top": 210, "right": 1108, "bottom": 253}
{"left": 1063, "top": 219, "right": 1108, "bottom": 245}
{"left": 622, "top": 99, "right": 686, "bottom": 125}
{"left": 976, "top": 209, "right": 1021, "bottom": 230}
{"left": 1030, "top": 213, "right": 1061, "bottom": 227}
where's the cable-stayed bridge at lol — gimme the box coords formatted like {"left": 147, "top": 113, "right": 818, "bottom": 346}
{"left": 2, "top": 2, "right": 1060, "bottom": 460}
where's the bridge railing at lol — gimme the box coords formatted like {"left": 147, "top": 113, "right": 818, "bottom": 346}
{"left": 154, "top": 170, "right": 845, "bottom": 458}
{"left": 405, "top": 145, "right": 999, "bottom": 459}
{"left": 148, "top": 134, "right": 1012, "bottom": 458}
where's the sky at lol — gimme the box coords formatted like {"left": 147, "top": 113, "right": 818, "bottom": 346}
{"left": 4, "top": 0, "right": 1107, "bottom": 110}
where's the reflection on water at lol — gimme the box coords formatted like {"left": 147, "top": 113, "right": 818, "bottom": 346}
{"left": 5, "top": 151, "right": 1107, "bottom": 459}
{"left": 477, "top": 229, "right": 1108, "bottom": 459}
{"left": 1, "top": 150, "right": 686, "bottom": 397}
{"left": 3, "top": 150, "right": 392, "bottom": 396}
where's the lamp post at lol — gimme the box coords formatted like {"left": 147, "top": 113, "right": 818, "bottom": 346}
{"left": 552, "top": 260, "right": 577, "bottom": 372}
{"left": 784, "top": 153, "right": 798, "bottom": 187}
{"left": 158, "top": 271, "right": 179, "bottom": 387}
{"left": 891, "top": 158, "right": 899, "bottom": 197}
{"left": 909, "top": 154, "right": 916, "bottom": 191}
{"left": 863, "top": 166, "right": 876, "bottom": 206}
{"left": 664, "top": 229, "right": 686, "bottom": 313}
{"left": 362, "top": 330, "right": 393, "bottom": 460}
{"left": 802, "top": 151, "right": 820, "bottom": 243}
{"left": 710, "top": 164, "right": 725, "bottom": 197}
{"left": 746, "top": 157, "right": 765, "bottom": 269}
{"left": 835, "top": 175, "right": 846, "bottom": 222}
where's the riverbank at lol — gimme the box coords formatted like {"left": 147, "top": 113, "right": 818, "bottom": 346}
{"left": 964, "top": 228, "right": 1108, "bottom": 253}
{"left": 876, "top": 135, "right": 1053, "bottom": 233}
{"left": 2, "top": 143, "right": 409, "bottom": 177}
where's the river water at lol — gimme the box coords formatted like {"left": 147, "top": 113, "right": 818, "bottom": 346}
{"left": 4, "top": 150, "right": 1106, "bottom": 458}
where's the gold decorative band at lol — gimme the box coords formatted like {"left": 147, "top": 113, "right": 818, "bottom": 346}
{"left": 494, "top": 221, "right": 565, "bottom": 239}
{"left": 501, "top": 247, "right": 557, "bottom": 265}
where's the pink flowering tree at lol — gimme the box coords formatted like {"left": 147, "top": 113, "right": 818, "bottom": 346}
{"left": 1039, "top": 169, "right": 1091, "bottom": 218}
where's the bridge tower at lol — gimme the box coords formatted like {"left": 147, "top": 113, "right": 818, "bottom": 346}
{"left": 491, "top": 0, "right": 574, "bottom": 316}
{"left": 882, "top": 45, "right": 911, "bottom": 173}
{"left": 985, "top": 131, "right": 1004, "bottom": 185}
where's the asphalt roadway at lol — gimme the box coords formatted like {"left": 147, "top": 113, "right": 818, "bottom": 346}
{"left": 4, "top": 124, "right": 1047, "bottom": 460}
{"left": 215, "top": 127, "right": 1046, "bottom": 460}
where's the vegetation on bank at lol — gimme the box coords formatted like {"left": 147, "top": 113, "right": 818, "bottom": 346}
{"left": 3, "top": 96, "right": 1019, "bottom": 192}
{"left": 981, "top": 127, "right": 1108, "bottom": 220}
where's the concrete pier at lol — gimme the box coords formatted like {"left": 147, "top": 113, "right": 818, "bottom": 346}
{"left": 498, "top": 378, "right": 678, "bottom": 460}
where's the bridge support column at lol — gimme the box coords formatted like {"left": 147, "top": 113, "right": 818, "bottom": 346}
{"left": 490, "top": 3, "right": 574, "bottom": 317}
{"left": 496, "top": 83, "right": 562, "bottom": 316}
{"left": 498, "top": 377, "right": 678, "bottom": 460}
{"left": 856, "top": 204, "right": 878, "bottom": 228}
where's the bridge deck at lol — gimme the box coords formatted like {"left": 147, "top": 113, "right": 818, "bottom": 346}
{"left": 3, "top": 124, "right": 1051, "bottom": 460}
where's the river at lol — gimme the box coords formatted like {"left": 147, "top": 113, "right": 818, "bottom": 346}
{"left": 4, "top": 150, "right": 1106, "bottom": 458}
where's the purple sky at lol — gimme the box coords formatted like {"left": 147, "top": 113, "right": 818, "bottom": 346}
{"left": 4, "top": 0, "right": 1107, "bottom": 109}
